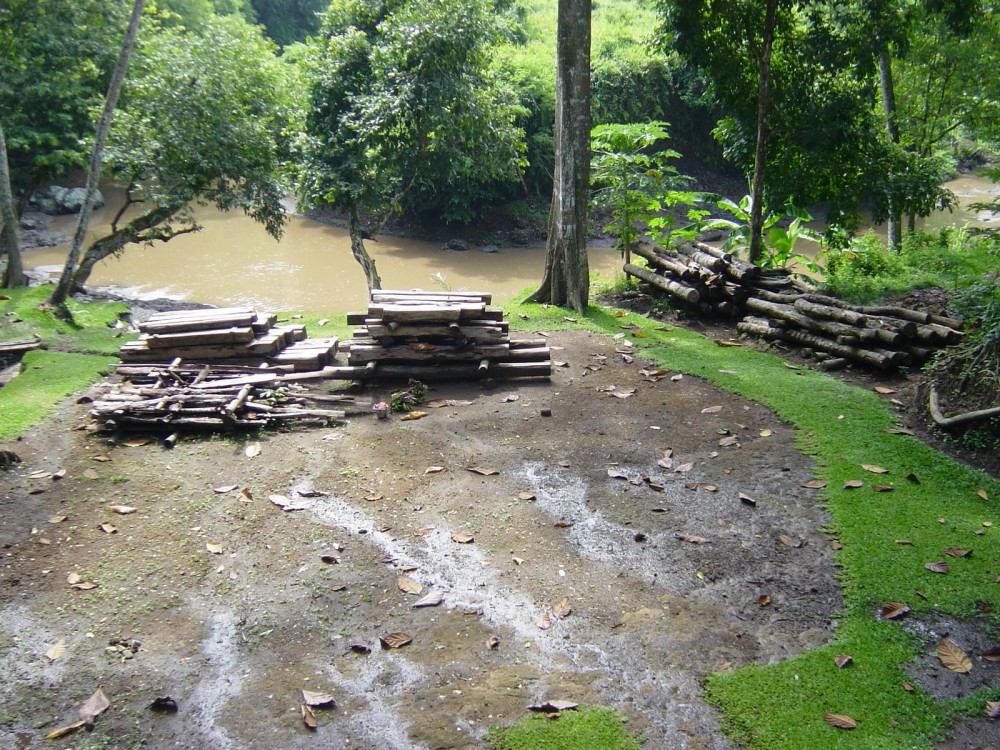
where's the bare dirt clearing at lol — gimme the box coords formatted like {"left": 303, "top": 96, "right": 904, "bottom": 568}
{"left": 0, "top": 330, "right": 842, "bottom": 749}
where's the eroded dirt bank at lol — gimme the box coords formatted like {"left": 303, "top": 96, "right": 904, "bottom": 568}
{"left": 0, "top": 330, "right": 840, "bottom": 749}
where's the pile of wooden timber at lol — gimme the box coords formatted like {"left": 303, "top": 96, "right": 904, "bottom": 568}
{"left": 342, "top": 290, "right": 551, "bottom": 380}
{"left": 117, "top": 306, "right": 338, "bottom": 371}
{"left": 94, "top": 362, "right": 353, "bottom": 434}
{"left": 624, "top": 241, "right": 964, "bottom": 370}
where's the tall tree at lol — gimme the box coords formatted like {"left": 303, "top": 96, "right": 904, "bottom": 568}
{"left": 66, "top": 15, "right": 289, "bottom": 292}
{"left": 48, "top": 0, "right": 146, "bottom": 311}
{"left": 527, "top": 0, "right": 592, "bottom": 314}
{"left": 298, "top": 0, "right": 524, "bottom": 293}
{"left": 0, "top": 124, "right": 24, "bottom": 287}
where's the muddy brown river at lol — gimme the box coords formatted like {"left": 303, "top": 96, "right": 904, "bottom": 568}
{"left": 24, "top": 173, "right": 998, "bottom": 311}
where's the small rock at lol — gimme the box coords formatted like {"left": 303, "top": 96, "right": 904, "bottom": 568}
{"left": 442, "top": 239, "right": 469, "bottom": 252}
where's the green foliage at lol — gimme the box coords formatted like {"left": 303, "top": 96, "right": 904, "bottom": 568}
{"left": 0, "top": 350, "right": 117, "bottom": 440}
{"left": 248, "top": 0, "right": 326, "bottom": 46}
{"left": 72, "top": 13, "right": 289, "bottom": 286}
{"left": 485, "top": 706, "right": 643, "bottom": 750}
{"left": 824, "top": 227, "right": 1000, "bottom": 302}
{"left": 389, "top": 380, "right": 427, "bottom": 413}
{"left": 0, "top": 0, "right": 125, "bottom": 196}
{"left": 298, "top": 0, "right": 525, "bottom": 224}
{"left": 0, "top": 286, "right": 130, "bottom": 355}
{"left": 590, "top": 122, "right": 703, "bottom": 259}
{"left": 706, "top": 194, "right": 823, "bottom": 272}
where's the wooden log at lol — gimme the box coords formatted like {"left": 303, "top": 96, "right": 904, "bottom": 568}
{"left": 793, "top": 298, "right": 868, "bottom": 327}
{"left": 0, "top": 339, "right": 42, "bottom": 354}
{"left": 690, "top": 240, "right": 733, "bottom": 263}
{"left": 738, "top": 318, "right": 906, "bottom": 369}
{"left": 632, "top": 245, "right": 701, "bottom": 282}
{"left": 223, "top": 384, "right": 254, "bottom": 420}
{"left": 364, "top": 322, "right": 507, "bottom": 343}
{"left": 189, "top": 373, "right": 278, "bottom": 390}
{"left": 346, "top": 342, "right": 510, "bottom": 363}
{"left": 370, "top": 290, "right": 493, "bottom": 304}
{"left": 139, "top": 311, "right": 256, "bottom": 334}
{"left": 623, "top": 263, "right": 700, "bottom": 304}
{"left": 929, "top": 384, "right": 1000, "bottom": 428}
{"left": 746, "top": 297, "right": 904, "bottom": 347}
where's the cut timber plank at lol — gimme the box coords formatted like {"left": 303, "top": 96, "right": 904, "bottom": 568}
{"left": 371, "top": 290, "right": 493, "bottom": 304}
{"left": 273, "top": 324, "right": 307, "bottom": 342}
{"left": 369, "top": 303, "right": 485, "bottom": 323}
{"left": 144, "top": 306, "right": 254, "bottom": 322}
{"left": 363, "top": 323, "right": 507, "bottom": 343}
{"left": 139, "top": 311, "right": 256, "bottom": 334}
{"left": 0, "top": 339, "right": 42, "bottom": 354}
{"left": 144, "top": 326, "right": 255, "bottom": 349}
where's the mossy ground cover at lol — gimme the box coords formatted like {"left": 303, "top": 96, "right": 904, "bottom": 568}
{"left": 497, "top": 296, "right": 998, "bottom": 750}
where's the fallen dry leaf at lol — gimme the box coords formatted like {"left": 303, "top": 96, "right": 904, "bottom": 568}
{"left": 862, "top": 464, "right": 889, "bottom": 474}
{"left": 759, "top": 428, "right": 773, "bottom": 437}
{"left": 884, "top": 427, "right": 915, "bottom": 435}
{"left": 213, "top": 485, "right": 238, "bottom": 494}
{"left": 71, "top": 581, "right": 97, "bottom": 590}
{"left": 938, "top": 638, "right": 972, "bottom": 673}
{"left": 402, "top": 411, "right": 428, "bottom": 421}
{"left": 90, "top": 455, "right": 111, "bottom": 463}
{"left": 397, "top": 576, "right": 422, "bottom": 595}
{"left": 924, "top": 561, "right": 949, "bottom": 574}
{"left": 451, "top": 532, "right": 475, "bottom": 544}
{"left": 830, "top": 540, "right": 844, "bottom": 550}
{"left": 778, "top": 533, "right": 803, "bottom": 548}
{"left": 536, "top": 612, "right": 552, "bottom": 630}
{"left": 79, "top": 687, "right": 111, "bottom": 722}
{"left": 675, "top": 533, "right": 711, "bottom": 544}
{"left": 467, "top": 466, "right": 499, "bottom": 476}
{"left": 981, "top": 646, "right": 1000, "bottom": 662}
{"left": 943, "top": 548, "right": 972, "bottom": 558}
{"left": 674, "top": 461, "right": 695, "bottom": 473}
{"left": 873, "top": 485, "right": 894, "bottom": 492}
{"left": 528, "top": 700, "right": 578, "bottom": 712}
{"left": 98, "top": 523, "right": 117, "bottom": 534}
{"left": 122, "top": 438, "right": 150, "bottom": 447}
{"left": 880, "top": 602, "right": 910, "bottom": 620}
{"left": 986, "top": 701, "right": 1000, "bottom": 719}
{"left": 518, "top": 491, "right": 536, "bottom": 501}
{"left": 412, "top": 590, "right": 444, "bottom": 608}
{"left": 46, "top": 639, "right": 67, "bottom": 661}
{"left": 701, "top": 405, "right": 723, "bottom": 414}
{"left": 835, "top": 654, "right": 853, "bottom": 668}
{"left": 302, "top": 689, "right": 336, "bottom": 707}
{"left": 107, "top": 505, "right": 137, "bottom": 515}
{"left": 244, "top": 442, "right": 261, "bottom": 458}
{"left": 82, "top": 469, "right": 99, "bottom": 480}
{"left": 757, "top": 594, "right": 771, "bottom": 607}
{"left": 552, "top": 597, "right": 572, "bottom": 618}
{"left": 49, "top": 515, "right": 67, "bottom": 524}
{"left": 739, "top": 492, "right": 756, "bottom": 507}
{"left": 800, "top": 480, "right": 828, "bottom": 489}
{"left": 239, "top": 487, "right": 253, "bottom": 502}
{"left": 301, "top": 703, "right": 317, "bottom": 730}
{"left": 425, "top": 466, "right": 445, "bottom": 474}
{"left": 824, "top": 712, "right": 857, "bottom": 730}
{"left": 843, "top": 479, "right": 864, "bottom": 489}
{"left": 977, "top": 488, "right": 989, "bottom": 501}
{"left": 206, "top": 542, "right": 223, "bottom": 555}
{"left": 874, "top": 386, "right": 896, "bottom": 394}
{"left": 379, "top": 632, "right": 412, "bottom": 649}
{"left": 902, "top": 681, "right": 914, "bottom": 692}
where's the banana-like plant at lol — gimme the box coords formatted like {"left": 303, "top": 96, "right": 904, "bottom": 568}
{"left": 705, "top": 194, "right": 824, "bottom": 273}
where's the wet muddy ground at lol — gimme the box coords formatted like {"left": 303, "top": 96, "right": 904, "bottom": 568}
{"left": 1, "top": 330, "right": 845, "bottom": 749}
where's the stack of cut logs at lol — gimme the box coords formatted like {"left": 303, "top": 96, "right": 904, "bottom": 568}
{"left": 343, "top": 290, "right": 551, "bottom": 380}
{"left": 93, "top": 362, "right": 353, "bottom": 435}
{"left": 118, "top": 307, "right": 338, "bottom": 372}
{"left": 624, "top": 241, "right": 964, "bottom": 370}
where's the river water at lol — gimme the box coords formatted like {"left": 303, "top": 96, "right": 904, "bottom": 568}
{"left": 25, "top": 172, "right": 998, "bottom": 312}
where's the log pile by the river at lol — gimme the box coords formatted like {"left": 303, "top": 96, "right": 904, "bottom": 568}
{"left": 117, "top": 307, "right": 339, "bottom": 371}
{"left": 94, "top": 360, "right": 353, "bottom": 435}
{"left": 624, "top": 241, "right": 964, "bottom": 370}
{"left": 341, "top": 290, "right": 551, "bottom": 380}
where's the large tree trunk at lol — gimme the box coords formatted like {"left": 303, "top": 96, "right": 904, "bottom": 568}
{"left": 747, "top": 0, "right": 778, "bottom": 266}
{"left": 71, "top": 203, "right": 185, "bottom": 292}
{"left": 878, "top": 45, "right": 903, "bottom": 252}
{"left": 47, "top": 0, "right": 145, "bottom": 311}
{"left": 527, "top": 0, "right": 591, "bottom": 315}
{"left": 0, "top": 123, "right": 25, "bottom": 288}
{"left": 349, "top": 203, "right": 381, "bottom": 293}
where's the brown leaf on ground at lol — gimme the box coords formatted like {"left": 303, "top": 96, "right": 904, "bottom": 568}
{"left": 412, "top": 590, "right": 444, "bottom": 608}
{"left": 397, "top": 576, "right": 422, "bottom": 595}
{"left": 45, "top": 719, "right": 88, "bottom": 740}
{"left": 206, "top": 542, "right": 223, "bottom": 555}
{"left": 902, "top": 681, "right": 914, "bottom": 692}
{"left": 536, "top": 612, "right": 552, "bottom": 630}
{"left": 884, "top": 427, "right": 915, "bottom": 435}
{"left": 451, "top": 532, "right": 475, "bottom": 544}
{"left": 675, "top": 533, "right": 711, "bottom": 544}
{"left": 301, "top": 703, "right": 317, "bottom": 729}
{"left": 91, "top": 455, "right": 111, "bottom": 463}
{"left": 71, "top": 581, "right": 98, "bottom": 590}
{"left": 302, "top": 689, "right": 336, "bottom": 707}
{"left": 824, "top": 713, "right": 857, "bottom": 729}
{"left": 800, "top": 480, "right": 827, "bottom": 489}
{"left": 778, "top": 533, "right": 803, "bottom": 548}
{"left": 213, "top": 485, "right": 238, "bottom": 494}
{"left": 862, "top": 464, "right": 889, "bottom": 474}
{"left": 45, "top": 639, "right": 67, "bottom": 661}
{"left": 757, "top": 594, "right": 771, "bottom": 607}
{"left": 425, "top": 466, "right": 445, "bottom": 474}
{"left": 701, "top": 405, "right": 723, "bottom": 414}
{"left": 873, "top": 485, "right": 894, "bottom": 492}
{"left": 986, "top": 701, "right": 1000, "bottom": 719}
{"left": 977, "top": 488, "right": 989, "bottom": 501}
{"left": 79, "top": 687, "right": 111, "bottom": 722}
{"left": 518, "top": 491, "right": 536, "bottom": 501}
{"left": 401, "top": 411, "right": 428, "bottom": 421}
{"left": 835, "top": 654, "right": 853, "bottom": 668}
{"left": 843, "top": 480, "right": 864, "bottom": 489}
{"left": 82, "top": 469, "right": 99, "bottom": 480}
{"left": 880, "top": 602, "right": 910, "bottom": 620}
{"left": 739, "top": 492, "right": 756, "bottom": 507}
{"left": 379, "top": 632, "right": 412, "bottom": 649}
{"left": 244, "top": 443, "right": 261, "bottom": 458}
{"left": 874, "top": 386, "right": 896, "bottom": 394}
{"left": 107, "top": 505, "right": 137, "bottom": 515}
{"left": 98, "top": 523, "right": 118, "bottom": 534}
{"left": 467, "top": 466, "right": 499, "bottom": 476}
{"left": 924, "top": 561, "right": 949, "bottom": 574}
{"left": 552, "top": 597, "right": 572, "bottom": 618}
{"left": 943, "top": 548, "right": 972, "bottom": 558}
{"left": 674, "top": 461, "right": 695, "bottom": 473}
{"left": 830, "top": 539, "right": 844, "bottom": 550}
{"left": 938, "top": 638, "right": 972, "bottom": 673}
{"left": 983, "top": 646, "right": 1000, "bottom": 662}
{"left": 528, "top": 700, "right": 579, "bottom": 712}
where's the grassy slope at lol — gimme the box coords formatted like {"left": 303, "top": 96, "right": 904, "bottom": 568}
{"left": 498, "top": 297, "right": 999, "bottom": 749}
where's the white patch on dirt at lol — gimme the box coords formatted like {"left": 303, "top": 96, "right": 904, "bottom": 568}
{"left": 325, "top": 652, "right": 428, "bottom": 749}
{"left": 186, "top": 611, "right": 244, "bottom": 750}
